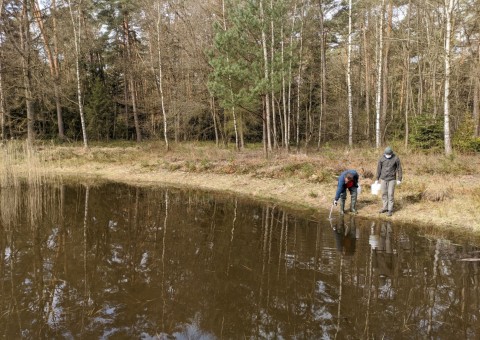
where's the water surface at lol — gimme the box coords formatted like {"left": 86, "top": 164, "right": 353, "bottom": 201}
{"left": 0, "top": 182, "right": 479, "bottom": 338}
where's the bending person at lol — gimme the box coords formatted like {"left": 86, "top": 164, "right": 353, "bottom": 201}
{"left": 333, "top": 169, "right": 359, "bottom": 215}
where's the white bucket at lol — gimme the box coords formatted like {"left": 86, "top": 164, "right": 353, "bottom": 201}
{"left": 357, "top": 184, "right": 361, "bottom": 196}
{"left": 371, "top": 181, "right": 381, "bottom": 196}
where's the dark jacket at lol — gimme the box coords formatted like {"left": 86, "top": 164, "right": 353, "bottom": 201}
{"left": 334, "top": 170, "right": 359, "bottom": 201}
{"left": 376, "top": 154, "right": 402, "bottom": 181}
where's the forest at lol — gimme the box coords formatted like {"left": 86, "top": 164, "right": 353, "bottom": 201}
{"left": 0, "top": 0, "right": 479, "bottom": 155}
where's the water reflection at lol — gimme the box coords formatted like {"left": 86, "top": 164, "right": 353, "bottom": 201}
{"left": 0, "top": 181, "right": 479, "bottom": 338}
{"left": 333, "top": 215, "right": 358, "bottom": 256}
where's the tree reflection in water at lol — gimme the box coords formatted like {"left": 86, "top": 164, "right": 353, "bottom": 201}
{"left": 0, "top": 181, "right": 479, "bottom": 338}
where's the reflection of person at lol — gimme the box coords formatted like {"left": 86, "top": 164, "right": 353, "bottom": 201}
{"left": 376, "top": 147, "right": 402, "bottom": 216}
{"left": 370, "top": 222, "right": 394, "bottom": 283}
{"left": 333, "top": 215, "right": 357, "bottom": 256}
{"left": 333, "top": 170, "right": 359, "bottom": 215}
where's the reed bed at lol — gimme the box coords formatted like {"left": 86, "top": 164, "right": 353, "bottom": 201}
{"left": 0, "top": 141, "right": 60, "bottom": 230}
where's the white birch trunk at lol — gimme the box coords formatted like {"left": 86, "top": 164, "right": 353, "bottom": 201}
{"left": 156, "top": 3, "right": 169, "bottom": 150}
{"left": 443, "top": 0, "right": 455, "bottom": 155}
{"left": 347, "top": 0, "right": 353, "bottom": 147}
{"left": 270, "top": 0, "right": 277, "bottom": 149}
{"left": 67, "top": 0, "right": 88, "bottom": 149}
{"left": 375, "top": 0, "right": 384, "bottom": 149}
{"left": 362, "top": 12, "right": 371, "bottom": 139}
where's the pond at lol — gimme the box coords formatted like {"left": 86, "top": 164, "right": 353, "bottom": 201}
{"left": 0, "top": 181, "right": 479, "bottom": 339}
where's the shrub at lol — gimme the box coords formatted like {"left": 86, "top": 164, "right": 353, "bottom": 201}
{"left": 453, "top": 117, "right": 480, "bottom": 152}
{"left": 409, "top": 115, "right": 443, "bottom": 150}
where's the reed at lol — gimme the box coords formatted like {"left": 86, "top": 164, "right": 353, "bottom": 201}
{"left": 0, "top": 141, "right": 48, "bottom": 188}
{"left": 0, "top": 141, "right": 21, "bottom": 188}
{"left": 0, "top": 141, "right": 63, "bottom": 230}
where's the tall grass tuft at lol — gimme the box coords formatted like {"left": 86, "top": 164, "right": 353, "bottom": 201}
{"left": 0, "top": 141, "right": 61, "bottom": 230}
{"left": 0, "top": 141, "right": 21, "bottom": 188}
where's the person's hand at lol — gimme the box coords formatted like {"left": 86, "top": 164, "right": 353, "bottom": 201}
{"left": 375, "top": 180, "right": 379, "bottom": 184}
{"left": 397, "top": 180, "right": 401, "bottom": 185}
{"left": 333, "top": 200, "right": 338, "bottom": 206}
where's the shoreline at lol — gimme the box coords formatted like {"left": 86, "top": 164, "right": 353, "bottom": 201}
{"left": 43, "top": 163, "right": 480, "bottom": 234}
{"left": 5, "top": 143, "right": 480, "bottom": 236}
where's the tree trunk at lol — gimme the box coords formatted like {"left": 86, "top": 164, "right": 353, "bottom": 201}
{"left": 404, "top": 0, "right": 411, "bottom": 148}
{"left": 286, "top": 0, "right": 298, "bottom": 151}
{"left": 270, "top": 0, "right": 278, "bottom": 149}
{"left": 347, "top": 0, "right": 353, "bottom": 147}
{"left": 381, "top": 0, "right": 392, "bottom": 143}
{"left": 210, "top": 97, "right": 219, "bottom": 146}
{"left": 260, "top": 0, "right": 272, "bottom": 152}
{"left": 474, "top": 44, "right": 480, "bottom": 138}
{"left": 443, "top": 0, "right": 454, "bottom": 155}
{"left": 124, "top": 15, "right": 141, "bottom": 143}
{"left": 156, "top": 3, "right": 169, "bottom": 150}
{"left": 0, "top": 39, "right": 5, "bottom": 142}
{"left": 221, "top": 0, "right": 239, "bottom": 150}
{"left": 32, "top": 0, "right": 64, "bottom": 140}
{"left": 0, "top": 0, "right": 4, "bottom": 141}
{"left": 297, "top": 4, "right": 305, "bottom": 149}
{"left": 281, "top": 23, "right": 287, "bottom": 149}
{"left": 318, "top": 1, "right": 326, "bottom": 148}
{"left": 263, "top": 97, "right": 268, "bottom": 157}
{"left": 375, "top": 0, "right": 384, "bottom": 149}
{"left": 362, "top": 11, "right": 371, "bottom": 141}
{"left": 67, "top": 0, "right": 88, "bottom": 148}
{"left": 21, "top": 0, "right": 35, "bottom": 145}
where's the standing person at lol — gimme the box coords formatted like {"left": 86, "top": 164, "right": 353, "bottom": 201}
{"left": 333, "top": 169, "right": 359, "bottom": 215}
{"left": 376, "top": 146, "right": 403, "bottom": 216}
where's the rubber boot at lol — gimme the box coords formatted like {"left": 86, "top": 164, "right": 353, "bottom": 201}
{"left": 339, "top": 199, "right": 345, "bottom": 215}
{"left": 350, "top": 191, "right": 358, "bottom": 214}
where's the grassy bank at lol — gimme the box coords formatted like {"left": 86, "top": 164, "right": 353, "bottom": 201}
{"left": 2, "top": 140, "right": 480, "bottom": 233}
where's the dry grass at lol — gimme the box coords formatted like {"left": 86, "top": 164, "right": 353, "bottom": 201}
{"left": 2, "top": 140, "right": 479, "bottom": 233}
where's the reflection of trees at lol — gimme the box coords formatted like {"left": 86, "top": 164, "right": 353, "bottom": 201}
{"left": 1, "top": 183, "right": 480, "bottom": 338}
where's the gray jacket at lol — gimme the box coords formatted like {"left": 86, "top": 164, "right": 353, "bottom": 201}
{"left": 376, "top": 154, "right": 403, "bottom": 181}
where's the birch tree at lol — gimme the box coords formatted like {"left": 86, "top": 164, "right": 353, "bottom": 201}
{"left": 67, "top": 0, "right": 88, "bottom": 148}
{"left": 443, "top": 0, "right": 456, "bottom": 155}
{"left": 374, "top": 0, "right": 384, "bottom": 149}
{"left": 347, "top": 0, "right": 353, "bottom": 147}
{"left": 153, "top": 1, "right": 169, "bottom": 150}
{"left": 317, "top": 0, "right": 327, "bottom": 148}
